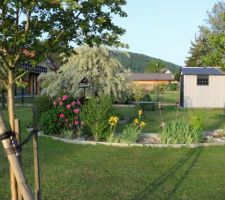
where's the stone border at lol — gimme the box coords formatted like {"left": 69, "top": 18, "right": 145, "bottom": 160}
{"left": 39, "top": 133, "right": 225, "bottom": 148}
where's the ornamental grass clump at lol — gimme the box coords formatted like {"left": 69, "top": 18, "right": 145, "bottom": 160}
{"left": 119, "top": 110, "right": 145, "bottom": 144}
{"left": 39, "top": 95, "right": 82, "bottom": 136}
{"left": 161, "top": 115, "right": 203, "bottom": 144}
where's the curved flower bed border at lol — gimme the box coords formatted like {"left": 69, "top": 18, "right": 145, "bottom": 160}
{"left": 39, "top": 133, "right": 225, "bottom": 148}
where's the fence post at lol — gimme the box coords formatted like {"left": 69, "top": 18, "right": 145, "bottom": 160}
{"left": 0, "top": 112, "right": 34, "bottom": 200}
{"left": 15, "top": 119, "right": 23, "bottom": 200}
{"left": 32, "top": 106, "right": 41, "bottom": 200}
{"left": 10, "top": 169, "right": 18, "bottom": 200}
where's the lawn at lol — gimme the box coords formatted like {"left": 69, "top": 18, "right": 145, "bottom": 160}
{"left": 150, "top": 91, "right": 179, "bottom": 104}
{"left": 0, "top": 107, "right": 225, "bottom": 199}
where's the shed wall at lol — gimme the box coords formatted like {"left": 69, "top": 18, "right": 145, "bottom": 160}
{"left": 183, "top": 75, "right": 225, "bottom": 108}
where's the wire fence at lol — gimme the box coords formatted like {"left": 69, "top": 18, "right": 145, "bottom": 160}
{"left": 0, "top": 94, "right": 37, "bottom": 109}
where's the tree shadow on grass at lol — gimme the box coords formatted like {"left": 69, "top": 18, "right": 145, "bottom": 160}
{"left": 130, "top": 147, "right": 203, "bottom": 200}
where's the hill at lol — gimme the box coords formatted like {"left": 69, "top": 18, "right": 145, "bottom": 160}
{"left": 110, "top": 50, "right": 181, "bottom": 74}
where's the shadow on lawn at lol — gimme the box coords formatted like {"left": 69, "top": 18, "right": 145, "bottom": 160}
{"left": 130, "top": 147, "right": 203, "bottom": 200}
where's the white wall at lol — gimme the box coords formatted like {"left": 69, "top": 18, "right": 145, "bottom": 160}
{"left": 183, "top": 75, "right": 225, "bottom": 108}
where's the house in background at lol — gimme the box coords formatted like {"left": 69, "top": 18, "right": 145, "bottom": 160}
{"left": 129, "top": 72, "right": 176, "bottom": 91}
{"left": 15, "top": 63, "right": 47, "bottom": 96}
{"left": 180, "top": 67, "right": 225, "bottom": 108}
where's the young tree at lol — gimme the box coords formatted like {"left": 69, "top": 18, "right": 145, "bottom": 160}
{"left": 39, "top": 46, "right": 131, "bottom": 102}
{"left": 186, "top": 1, "right": 225, "bottom": 70}
{"left": 0, "top": 1, "right": 127, "bottom": 199}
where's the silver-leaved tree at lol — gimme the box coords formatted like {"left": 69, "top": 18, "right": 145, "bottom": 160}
{"left": 39, "top": 46, "right": 131, "bottom": 102}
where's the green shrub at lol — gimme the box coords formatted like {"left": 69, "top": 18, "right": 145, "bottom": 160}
{"left": 80, "top": 96, "right": 113, "bottom": 141}
{"left": 161, "top": 119, "right": 203, "bottom": 144}
{"left": 166, "top": 83, "right": 178, "bottom": 91}
{"left": 40, "top": 108, "right": 60, "bottom": 134}
{"left": 131, "top": 85, "right": 145, "bottom": 101}
{"left": 34, "top": 95, "right": 53, "bottom": 118}
{"left": 141, "top": 93, "right": 152, "bottom": 101}
{"left": 62, "top": 129, "right": 74, "bottom": 139}
{"left": 39, "top": 95, "right": 81, "bottom": 135}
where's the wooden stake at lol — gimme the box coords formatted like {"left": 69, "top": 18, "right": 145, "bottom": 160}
{"left": 0, "top": 112, "right": 34, "bottom": 200}
{"left": 15, "top": 119, "right": 23, "bottom": 200}
{"left": 32, "top": 106, "right": 41, "bottom": 200}
{"left": 10, "top": 169, "right": 18, "bottom": 200}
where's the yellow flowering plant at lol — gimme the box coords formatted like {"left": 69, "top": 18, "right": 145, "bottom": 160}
{"left": 119, "top": 110, "right": 146, "bottom": 144}
{"left": 138, "top": 109, "right": 143, "bottom": 116}
{"left": 134, "top": 109, "right": 145, "bottom": 130}
{"left": 108, "top": 116, "right": 119, "bottom": 126}
{"left": 107, "top": 116, "right": 119, "bottom": 142}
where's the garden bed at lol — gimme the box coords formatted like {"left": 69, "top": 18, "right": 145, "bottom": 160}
{"left": 39, "top": 132, "right": 225, "bottom": 148}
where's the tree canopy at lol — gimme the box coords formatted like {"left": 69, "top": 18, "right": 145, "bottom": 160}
{"left": 144, "top": 61, "right": 166, "bottom": 73}
{"left": 0, "top": 0, "right": 127, "bottom": 126}
{"left": 39, "top": 46, "right": 131, "bottom": 102}
{"left": 185, "top": 1, "right": 225, "bottom": 70}
{"left": 0, "top": 0, "right": 127, "bottom": 86}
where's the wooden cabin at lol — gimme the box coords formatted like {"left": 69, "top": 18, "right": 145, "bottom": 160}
{"left": 129, "top": 72, "right": 176, "bottom": 91}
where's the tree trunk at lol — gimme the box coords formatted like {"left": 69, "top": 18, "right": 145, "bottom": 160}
{"left": 0, "top": 112, "right": 34, "bottom": 200}
{"left": 7, "top": 69, "right": 15, "bottom": 131}
{"left": 7, "top": 69, "right": 17, "bottom": 200}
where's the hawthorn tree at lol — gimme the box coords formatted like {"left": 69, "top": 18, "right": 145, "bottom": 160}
{"left": 0, "top": 1, "right": 127, "bottom": 199}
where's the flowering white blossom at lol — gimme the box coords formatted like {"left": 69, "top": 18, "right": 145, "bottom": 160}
{"left": 39, "top": 46, "right": 131, "bottom": 101}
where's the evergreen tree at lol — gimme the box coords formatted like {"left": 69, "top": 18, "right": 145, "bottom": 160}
{"left": 185, "top": 1, "right": 225, "bottom": 70}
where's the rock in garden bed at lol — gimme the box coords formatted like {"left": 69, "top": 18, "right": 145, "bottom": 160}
{"left": 203, "top": 129, "right": 225, "bottom": 143}
{"left": 137, "top": 133, "right": 161, "bottom": 144}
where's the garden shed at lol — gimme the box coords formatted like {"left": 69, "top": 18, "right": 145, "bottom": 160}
{"left": 180, "top": 67, "right": 225, "bottom": 108}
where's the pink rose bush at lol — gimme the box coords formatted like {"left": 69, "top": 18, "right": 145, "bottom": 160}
{"left": 40, "top": 95, "right": 83, "bottom": 136}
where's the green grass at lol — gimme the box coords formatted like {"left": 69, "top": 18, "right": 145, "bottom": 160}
{"left": 114, "top": 105, "right": 225, "bottom": 133}
{"left": 1, "top": 107, "right": 225, "bottom": 199}
{"left": 150, "top": 91, "right": 179, "bottom": 104}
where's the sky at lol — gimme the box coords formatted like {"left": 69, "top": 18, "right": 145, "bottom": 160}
{"left": 113, "top": 0, "right": 219, "bottom": 66}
